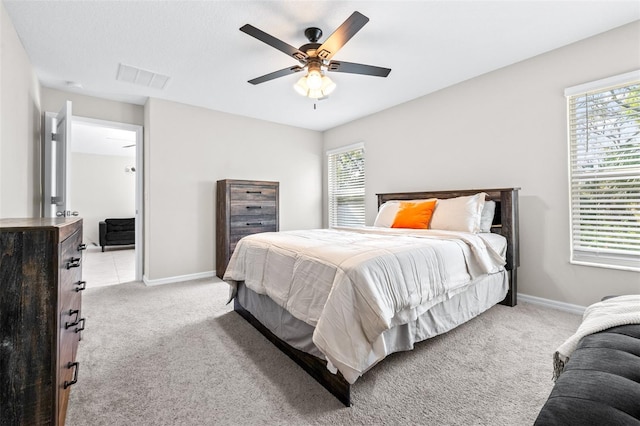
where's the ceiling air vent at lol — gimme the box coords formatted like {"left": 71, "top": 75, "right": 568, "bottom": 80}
{"left": 116, "top": 63, "right": 170, "bottom": 89}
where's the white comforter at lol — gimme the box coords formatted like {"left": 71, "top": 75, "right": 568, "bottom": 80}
{"left": 223, "top": 226, "right": 506, "bottom": 383}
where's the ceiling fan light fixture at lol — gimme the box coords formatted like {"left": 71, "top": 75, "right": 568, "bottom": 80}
{"left": 320, "top": 75, "right": 336, "bottom": 96}
{"left": 294, "top": 76, "right": 309, "bottom": 96}
{"left": 308, "top": 88, "right": 324, "bottom": 99}
{"left": 306, "top": 69, "right": 323, "bottom": 90}
{"left": 294, "top": 71, "right": 336, "bottom": 99}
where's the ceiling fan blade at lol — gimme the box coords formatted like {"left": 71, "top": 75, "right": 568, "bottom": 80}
{"left": 240, "top": 24, "right": 308, "bottom": 63}
{"left": 248, "top": 65, "right": 304, "bottom": 85}
{"left": 327, "top": 61, "right": 391, "bottom": 77}
{"left": 316, "top": 11, "right": 369, "bottom": 61}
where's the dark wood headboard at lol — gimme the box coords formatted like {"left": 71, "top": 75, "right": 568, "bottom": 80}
{"left": 376, "top": 188, "right": 520, "bottom": 307}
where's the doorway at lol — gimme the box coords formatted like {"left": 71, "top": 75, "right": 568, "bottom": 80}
{"left": 70, "top": 117, "right": 143, "bottom": 286}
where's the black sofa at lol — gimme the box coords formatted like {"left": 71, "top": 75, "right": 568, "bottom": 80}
{"left": 534, "top": 323, "right": 640, "bottom": 425}
{"left": 99, "top": 218, "right": 135, "bottom": 252}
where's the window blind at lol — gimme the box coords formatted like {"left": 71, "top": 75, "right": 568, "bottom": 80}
{"left": 327, "top": 143, "right": 365, "bottom": 227}
{"left": 567, "top": 75, "right": 640, "bottom": 271}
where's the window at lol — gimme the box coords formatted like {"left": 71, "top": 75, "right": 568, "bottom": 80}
{"left": 565, "top": 71, "right": 640, "bottom": 271}
{"left": 327, "top": 143, "right": 365, "bottom": 227}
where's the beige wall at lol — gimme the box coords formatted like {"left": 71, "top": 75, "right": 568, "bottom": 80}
{"left": 0, "top": 4, "right": 41, "bottom": 218}
{"left": 40, "top": 87, "right": 144, "bottom": 126}
{"left": 71, "top": 152, "right": 136, "bottom": 245}
{"left": 144, "top": 98, "right": 323, "bottom": 281}
{"left": 324, "top": 21, "right": 640, "bottom": 307}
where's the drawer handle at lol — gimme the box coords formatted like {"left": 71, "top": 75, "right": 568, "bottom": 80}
{"left": 67, "top": 258, "right": 81, "bottom": 269}
{"left": 75, "top": 281, "right": 87, "bottom": 292}
{"left": 65, "top": 309, "right": 80, "bottom": 329}
{"left": 77, "top": 243, "right": 87, "bottom": 251}
{"left": 75, "top": 318, "right": 86, "bottom": 341}
{"left": 64, "top": 362, "right": 79, "bottom": 389}
{"left": 246, "top": 190, "right": 262, "bottom": 194}
{"left": 246, "top": 222, "right": 262, "bottom": 226}
{"left": 246, "top": 206, "right": 262, "bottom": 209}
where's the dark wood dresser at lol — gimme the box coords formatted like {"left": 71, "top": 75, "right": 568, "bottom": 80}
{"left": 216, "top": 179, "right": 279, "bottom": 279}
{"left": 0, "top": 218, "right": 86, "bottom": 425}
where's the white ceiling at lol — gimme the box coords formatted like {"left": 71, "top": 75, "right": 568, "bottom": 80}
{"left": 4, "top": 1, "right": 639, "bottom": 132}
{"left": 71, "top": 122, "right": 136, "bottom": 157}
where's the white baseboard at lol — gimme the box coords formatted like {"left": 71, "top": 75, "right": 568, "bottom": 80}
{"left": 518, "top": 293, "right": 586, "bottom": 315}
{"left": 143, "top": 270, "right": 215, "bottom": 286}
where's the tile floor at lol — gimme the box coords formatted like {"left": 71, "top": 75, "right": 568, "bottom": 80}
{"left": 82, "top": 244, "right": 136, "bottom": 288}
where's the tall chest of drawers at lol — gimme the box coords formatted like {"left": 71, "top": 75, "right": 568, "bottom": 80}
{"left": 0, "top": 218, "right": 85, "bottom": 425}
{"left": 216, "top": 179, "right": 279, "bottom": 279}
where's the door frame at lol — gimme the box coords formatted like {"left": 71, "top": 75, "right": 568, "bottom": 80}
{"left": 73, "top": 116, "right": 144, "bottom": 282}
{"left": 43, "top": 101, "right": 72, "bottom": 218}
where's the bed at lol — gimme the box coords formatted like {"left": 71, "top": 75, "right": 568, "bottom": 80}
{"left": 223, "top": 187, "right": 520, "bottom": 406}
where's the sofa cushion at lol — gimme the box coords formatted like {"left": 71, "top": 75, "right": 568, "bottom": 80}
{"left": 105, "top": 231, "right": 135, "bottom": 242}
{"left": 105, "top": 218, "right": 135, "bottom": 232}
{"left": 535, "top": 324, "right": 640, "bottom": 425}
{"left": 534, "top": 393, "right": 640, "bottom": 426}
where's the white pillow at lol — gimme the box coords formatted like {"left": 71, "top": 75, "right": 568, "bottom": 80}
{"left": 430, "top": 193, "right": 486, "bottom": 233}
{"left": 373, "top": 201, "right": 400, "bottom": 227}
{"left": 479, "top": 200, "right": 496, "bottom": 233}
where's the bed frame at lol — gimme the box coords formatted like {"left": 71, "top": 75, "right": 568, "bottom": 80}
{"left": 233, "top": 187, "right": 520, "bottom": 406}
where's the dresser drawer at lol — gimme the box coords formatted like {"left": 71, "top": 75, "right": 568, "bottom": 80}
{"left": 58, "top": 328, "right": 79, "bottom": 426}
{"left": 229, "top": 184, "right": 277, "bottom": 202}
{"left": 229, "top": 221, "right": 277, "bottom": 253}
{"left": 60, "top": 230, "right": 83, "bottom": 288}
{"left": 230, "top": 202, "right": 276, "bottom": 217}
{"left": 230, "top": 216, "right": 276, "bottom": 231}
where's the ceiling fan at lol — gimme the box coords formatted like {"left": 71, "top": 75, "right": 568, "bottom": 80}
{"left": 240, "top": 11, "right": 391, "bottom": 100}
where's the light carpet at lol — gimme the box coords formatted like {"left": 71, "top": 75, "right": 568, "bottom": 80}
{"left": 66, "top": 278, "right": 581, "bottom": 426}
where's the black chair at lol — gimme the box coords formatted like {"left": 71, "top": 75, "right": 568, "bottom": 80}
{"left": 99, "top": 218, "right": 135, "bottom": 252}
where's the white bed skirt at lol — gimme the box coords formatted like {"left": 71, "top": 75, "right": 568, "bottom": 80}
{"left": 236, "top": 270, "right": 508, "bottom": 380}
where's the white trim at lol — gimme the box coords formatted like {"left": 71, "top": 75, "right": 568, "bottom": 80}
{"left": 326, "top": 141, "right": 364, "bottom": 156}
{"left": 135, "top": 125, "right": 143, "bottom": 281}
{"left": 566, "top": 96, "right": 574, "bottom": 269}
{"left": 570, "top": 258, "right": 640, "bottom": 273}
{"left": 564, "top": 69, "right": 640, "bottom": 96}
{"left": 143, "top": 270, "right": 215, "bottom": 286}
{"left": 518, "top": 293, "right": 586, "bottom": 316}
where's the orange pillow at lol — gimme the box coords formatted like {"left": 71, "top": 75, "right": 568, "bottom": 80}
{"left": 391, "top": 200, "right": 437, "bottom": 229}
